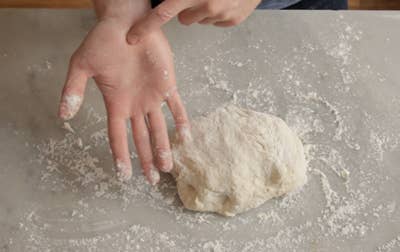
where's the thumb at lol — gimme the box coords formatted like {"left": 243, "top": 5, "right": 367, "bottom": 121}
{"left": 58, "top": 55, "right": 89, "bottom": 120}
{"left": 127, "top": 0, "right": 191, "bottom": 44}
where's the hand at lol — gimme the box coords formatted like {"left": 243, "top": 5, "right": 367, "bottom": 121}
{"left": 58, "top": 17, "right": 190, "bottom": 184}
{"left": 127, "top": 0, "right": 262, "bottom": 44}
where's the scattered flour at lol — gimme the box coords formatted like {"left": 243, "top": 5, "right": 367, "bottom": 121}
{"left": 27, "top": 60, "right": 52, "bottom": 73}
{"left": 376, "top": 235, "right": 400, "bottom": 252}
{"left": 7, "top": 13, "right": 399, "bottom": 252}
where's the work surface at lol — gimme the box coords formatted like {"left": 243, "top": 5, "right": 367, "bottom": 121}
{"left": 1, "top": 9, "right": 400, "bottom": 251}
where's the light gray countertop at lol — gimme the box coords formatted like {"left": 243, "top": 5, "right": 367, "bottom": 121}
{"left": 0, "top": 9, "right": 399, "bottom": 251}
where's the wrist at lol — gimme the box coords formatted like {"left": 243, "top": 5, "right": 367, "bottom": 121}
{"left": 93, "top": 0, "right": 150, "bottom": 27}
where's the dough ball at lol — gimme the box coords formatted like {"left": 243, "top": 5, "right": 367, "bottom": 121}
{"left": 171, "top": 105, "right": 307, "bottom": 217}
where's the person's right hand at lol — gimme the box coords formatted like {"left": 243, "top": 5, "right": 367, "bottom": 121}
{"left": 127, "top": 0, "right": 261, "bottom": 44}
{"left": 58, "top": 15, "right": 190, "bottom": 184}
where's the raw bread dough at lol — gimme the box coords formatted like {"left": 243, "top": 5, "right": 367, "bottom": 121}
{"left": 171, "top": 105, "right": 307, "bottom": 217}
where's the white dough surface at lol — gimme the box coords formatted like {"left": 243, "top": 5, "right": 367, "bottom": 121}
{"left": 172, "top": 105, "right": 307, "bottom": 216}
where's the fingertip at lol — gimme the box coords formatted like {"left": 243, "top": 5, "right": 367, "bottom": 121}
{"left": 58, "top": 94, "right": 83, "bottom": 120}
{"left": 159, "top": 163, "right": 173, "bottom": 173}
{"left": 115, "top": 159, "right": 132, "bottom": 181}
{"left": 146, "top": 164, "right": 160, "bottom": 185}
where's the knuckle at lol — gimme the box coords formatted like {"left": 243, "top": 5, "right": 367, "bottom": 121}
{"left": 217, "top": 12, "right": 230, "bottom": 20}
{"left": 230, "top": 17, "right": 243, "bottom": 26}
{"left": 158, "top": 159, "right": 167, "bottom": 168}
{"left": 232, "top": 0, "right": 240, "bottom": 8}
{"left": 175, "top": 115, "right": 189, "bottom": 126}
{"left": 157, "top": 147, "right": 172, "bottom": 160}
{"left": 141, "top": 158, "right": 154, "bottom": 170}
{"left": 156, "top": 148, "right": 172, "bottom": 171}
{"left": 69, "top": 52, "right": 80, "bottom": 67}
{"left": 177, "top": 13, "right": 190, "bottom": 26}
{"left": 163, "top": 86, "right": 178, "bottom": 100}
{"left": 70, "top": 51, "right": 85, "bottom": 70}
{"left": 155, "top": 7, "right": 173, "bottom": 22}
{"left": 159, "top": 160, "right": 172, "bottom": 172}
{"left": 177, "top": 124, "right": 192, "bottom": 142}
{"left": 140, "top": 129, "right": 149, "bottom": 138}
{"left": 205, "top": 2, "right": 220, "bottom": 16}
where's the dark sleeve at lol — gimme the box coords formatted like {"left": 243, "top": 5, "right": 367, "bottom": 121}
{"left": 151, "top": 0, "right": 163, "bottom": 8}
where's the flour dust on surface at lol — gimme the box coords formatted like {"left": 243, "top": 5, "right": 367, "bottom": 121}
{"left": 6, "top": 13, "right": 400, "bottom": 251}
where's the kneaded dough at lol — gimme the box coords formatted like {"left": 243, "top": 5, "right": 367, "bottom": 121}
{"left": 171, "top": 105, "right": 307, "bottom": 217}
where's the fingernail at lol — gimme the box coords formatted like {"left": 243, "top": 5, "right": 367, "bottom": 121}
{"left": 59, "top": 94, "right": 82, "bottom": 120}
{"left": 115, "top": 159, "right": 132, "bottom": 181}
{"left": 158, "top": 150, "right": 173, "bottom": 172}
{"left": 147, "top": 164, "right": 160, "bottom": 186}
{"left": 178, "top": 125, "right": 192, "bottom": 142}
{"left": 128, "top": 34, "right": 139, "bottom": 45}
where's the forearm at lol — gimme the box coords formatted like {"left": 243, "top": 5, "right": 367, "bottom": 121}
{"left": 92, "top": 0, "right": 150, "bottom": 26}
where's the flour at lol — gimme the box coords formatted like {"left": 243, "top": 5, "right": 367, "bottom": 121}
{"left": 90, "top": 128, "right": 108, "bottom": 146}
{"left": 163, "top": 69, "right": 169, "bottom": 80}
{"left": 8, "top": 13, "right": 400, "bottom": 252}
{"left": 257, "top": 211, "right": 282, "bottom": 225}
{"left": 376, "top": 235, "right": 400, "bottom": 252}
{"left": 27, "top": 60, "right": 52, "bottom": 73}
{"left": 60, "top": 94, "right": 83, "bottom": 120}
{"left": 315, "top": 146, "right": 350, "bottom": 181}
{"left": 62, "top": 122, "right": 75, "bottom": 134}
{"left": 300, "top": 91, "right": 345, "bottom": 141}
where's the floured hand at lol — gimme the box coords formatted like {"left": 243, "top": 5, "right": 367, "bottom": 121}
{"left": 58, "top": 17, "right": 189, "bottom": 184}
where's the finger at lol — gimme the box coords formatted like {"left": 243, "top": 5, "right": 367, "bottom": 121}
{"left": 108, "top": 116, "right": 132, "bottom": 180}
{"left": 148, "top": 109, "right": 172, "bottom": 173}
{"left": 166, "top": 91, "right": 191, "bottom": 142}
{"left": 108, "top": 116, "right": 132, "bottom": 181}
{"left": 197, "top": 9, "right": 230, "bottom": 25}
{"left": 127, "top": 0, "right": 193, "bottom": 44}
{"left": 177, "top": 6, "right": 209, "bottom": 26}
{"left": 58, "top": 55, "right": 89, "bottom": 120}
{"left": 131, "top": 116, "right": 160, "bottom": 185}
